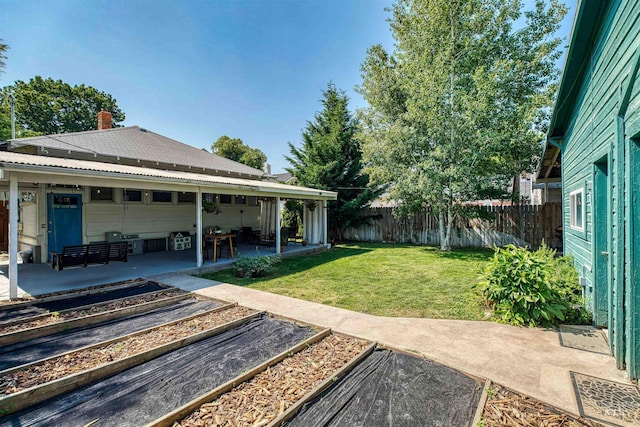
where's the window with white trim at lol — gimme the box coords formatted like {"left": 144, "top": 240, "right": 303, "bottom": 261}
{"left": 570, "top": 188, "right": 584, "bottom": 231}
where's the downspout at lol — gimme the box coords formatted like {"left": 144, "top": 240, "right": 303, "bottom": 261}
{"left": 615, "top": 44, "right": 640, "bottom": 375}
{"left": 9, "top": 94, "right": 15, "bottom": 140}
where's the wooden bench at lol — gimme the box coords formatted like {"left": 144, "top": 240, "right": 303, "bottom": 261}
{"left": 51, "top": 242, "right": 128, "bottom": 271}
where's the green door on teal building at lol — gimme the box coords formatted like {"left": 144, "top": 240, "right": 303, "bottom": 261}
{"left": 546, "top": 0, "right": 640, "bottom": 380}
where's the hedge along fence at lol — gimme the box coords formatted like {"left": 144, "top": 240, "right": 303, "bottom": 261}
{"left": 342, "top": 203, "right": 562, "bottom": 249}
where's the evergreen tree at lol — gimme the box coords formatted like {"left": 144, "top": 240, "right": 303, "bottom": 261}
{"left": 286, "top": 83, "right": 382, "bottom": 240}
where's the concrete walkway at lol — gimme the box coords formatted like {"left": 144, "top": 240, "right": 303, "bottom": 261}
{"left": 150, "top": 272, "right": 629, "bottom": 418}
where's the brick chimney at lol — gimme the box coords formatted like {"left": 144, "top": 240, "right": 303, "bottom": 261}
{"left": 97, "top": 110, "right": 113, "bottom": 130}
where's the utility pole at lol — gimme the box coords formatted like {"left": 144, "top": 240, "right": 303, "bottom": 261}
{"left": 8, "top": 93, "right": 15, "bottom": 139}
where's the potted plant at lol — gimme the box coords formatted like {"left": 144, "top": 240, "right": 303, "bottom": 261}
{"left": 305, "top": 200, "right": 317, "bottom": 211}
{"left": 203, "top": 200, "right": 219, "bottom": 214}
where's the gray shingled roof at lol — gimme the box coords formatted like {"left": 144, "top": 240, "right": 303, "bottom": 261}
{"left": 273, "top": 172, "right": 294, "bottom": 183}
{"left": 8, "top": 126, "right": 265, "bottom": 178}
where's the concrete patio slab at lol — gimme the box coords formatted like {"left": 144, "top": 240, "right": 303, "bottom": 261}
{"left": 154, "top": 273, "right": 630, "bottom": 418}
{"left": 0, "top": 244, "right": 322, "bottom": 300}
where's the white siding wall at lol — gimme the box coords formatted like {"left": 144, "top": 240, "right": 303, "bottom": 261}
{"left": 85, "top": 197, "right": 260, "bottom": 242}
{"left": 18, "top": 202, "right": 38, "bottom": 251}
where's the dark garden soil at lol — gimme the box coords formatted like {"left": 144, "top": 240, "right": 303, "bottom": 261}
{"left": 0, "top": 305, "right": 256, "bottom": 395}
{"left": 0, "top": 288, "right": 184, "bottom": 335}
{"left": 177, "top": 334, "right": 370, "bottom": 427}
{"left": 483, "top": 384, "right": 596, "bottom": 426}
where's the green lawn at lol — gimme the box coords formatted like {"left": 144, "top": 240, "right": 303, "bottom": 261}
{"left": 201, "top": 243, "right": 493, "bottom": 320}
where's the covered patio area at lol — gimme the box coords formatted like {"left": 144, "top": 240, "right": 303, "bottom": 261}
{"left": 0, "top": 243, "right": 324, "bottom": 299}
{"left": 0, "top": 151, "right": 336, "bottom": 301}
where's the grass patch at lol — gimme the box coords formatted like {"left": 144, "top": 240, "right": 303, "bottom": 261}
{"left": 201, "top": 243, "right": 493, "bottom": 320}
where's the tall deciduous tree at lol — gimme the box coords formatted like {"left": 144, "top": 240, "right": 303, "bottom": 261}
{"left": 358, "top": 0, "right": 565, "bottom": 250}
{"left": 1, "top": 76, "right": 125, "bottom": 136}
{"left": 212, "top": 135, "right": 267, "bottom": 170}
{"left": 286, "top": 83, "right": 382, "bottom": 240}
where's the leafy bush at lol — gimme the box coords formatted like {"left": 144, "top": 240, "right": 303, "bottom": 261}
{"left": 235, "top": 255, "right": 281, "bottom": 278}
{"left": 476, "top": 244, "right": 584, "bottom": 327}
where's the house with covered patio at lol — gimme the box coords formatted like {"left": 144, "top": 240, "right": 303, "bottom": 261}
{"left": 0, "top": 111, "right": 336, "bottom": 299}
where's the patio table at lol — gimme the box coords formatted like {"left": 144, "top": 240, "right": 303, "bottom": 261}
{"left": 204, "top": 233, "right": 235, "bottom": 263}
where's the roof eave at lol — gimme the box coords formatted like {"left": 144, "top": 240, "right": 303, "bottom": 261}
{"left": 0, "top": 162, "right": 337, "bottom": 200}
{"left": 547, "top": 0, "right": 612, "bottom": 139}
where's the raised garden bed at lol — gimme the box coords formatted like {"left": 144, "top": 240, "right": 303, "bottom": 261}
{"left": 0, "top": 298, "right": 220, "bottom": 372}
{"left": 0, "top": 288, "right": 185, "bottom": 335}
{"left": 482, "top": 383, "right": 596, "bottom": 426}
{"left": 177, "top": 334, "right": 370, "bottom": 427}
{"left": 0, "top": 305, "right": 256, "bottom": 395}
{"left": 0, "top": 278, "right": 149, "bottom": 306}
{"left": 0, "top": 279, "right": 164, "bottom": 322}
{"left": 285, "top": 348, "right": 484, "bottom": 426}
{"left": 0, "top": 315, "right": 317, "bottom": 426}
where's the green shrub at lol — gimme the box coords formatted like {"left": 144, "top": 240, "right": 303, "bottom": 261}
{"left": 476, "top": 244, "right": 584, "bottom": 327}
{"left": 234, "top": 255, "right": 281, "bottom": 278}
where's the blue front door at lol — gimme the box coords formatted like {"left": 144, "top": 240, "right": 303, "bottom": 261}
{"left": 47, "top": 193, "right": 83, "bottom": 258}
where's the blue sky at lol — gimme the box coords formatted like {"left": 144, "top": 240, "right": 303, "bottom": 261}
{"left": 1, "top": 0, "right": 575, "bottom": 174}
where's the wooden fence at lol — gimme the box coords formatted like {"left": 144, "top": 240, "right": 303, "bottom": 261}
{"left": 342, "top": 203, "right": 562, "bottom": 249}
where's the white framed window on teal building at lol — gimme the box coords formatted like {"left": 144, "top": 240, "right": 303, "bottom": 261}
{"left": 569, "top": 188, "right": 585, "bottom": 231}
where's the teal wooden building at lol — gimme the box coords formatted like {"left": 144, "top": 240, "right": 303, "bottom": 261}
{"left": 546, "top": 0, "right": 640, "bottom": 379}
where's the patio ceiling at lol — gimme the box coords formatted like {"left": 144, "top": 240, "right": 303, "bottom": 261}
{"left": 0, "top": 151, "right": 337, "bottom": 201}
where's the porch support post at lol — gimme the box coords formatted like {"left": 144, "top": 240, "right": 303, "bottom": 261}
{"left": 9, "top": 173, "right": 18, "bottom": 299}
{"left": 196, "top": 188, "right": 202, "bottom": 268}
{"left": 275, "top": 196, "right": 281, "bottom": 254}
{"left": 322, "top": 199, "right": 328, "bottom": 247}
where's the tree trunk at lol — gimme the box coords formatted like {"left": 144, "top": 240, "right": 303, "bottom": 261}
{"left": 438, "top": 210, "right": 451, "bottom": 251}
{"left": 444, "top": 204, "right": 453, "bottom": 251}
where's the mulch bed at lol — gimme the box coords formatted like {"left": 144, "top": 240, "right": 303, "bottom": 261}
{"left": 0, "top": 289, "right": 185, "bottom": 335}
{"left": 0, "top": 305, "right": 256, "bottom": 395}
{"left": 483, "top": 384, "right": 596, "bottom": 426}
{"left": 177, "top": 334, "right": 370, "bottom": 427}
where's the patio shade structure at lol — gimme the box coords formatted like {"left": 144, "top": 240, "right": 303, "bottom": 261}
{"left": 0, "top": 151, "right": 337, "bottom": 299}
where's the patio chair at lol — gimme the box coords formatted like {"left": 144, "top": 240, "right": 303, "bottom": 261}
{"left": 219, "top": 235, "right": 236, "bottom": 259}
{"left": 203, "top": 236, "right": 214, "bottom": 260}
{"left": 241, "top": 227, "right": 258, "bottom": 244}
